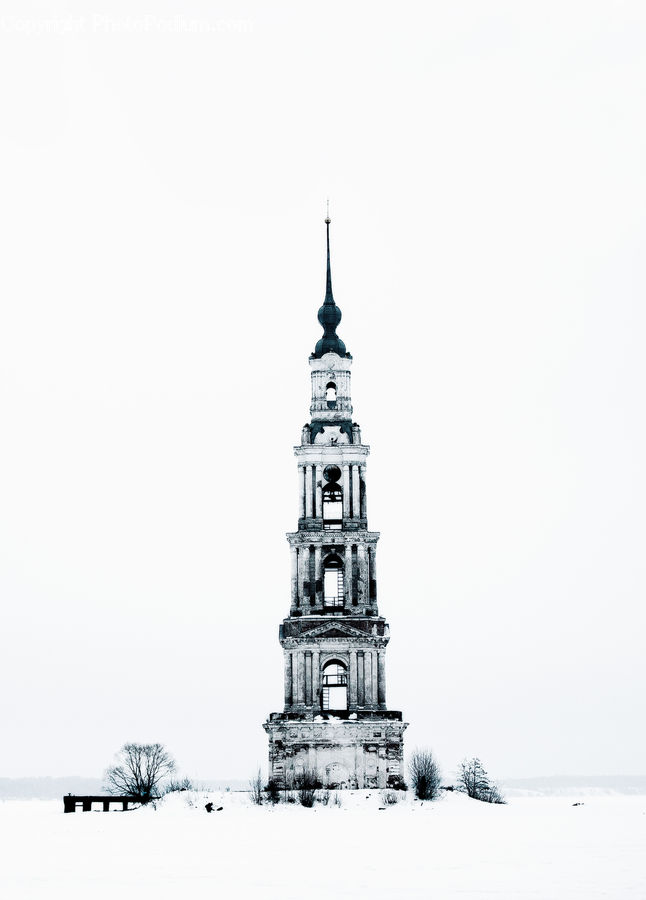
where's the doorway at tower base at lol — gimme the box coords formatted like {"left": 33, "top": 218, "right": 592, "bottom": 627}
{"left": 264, "top": 718, "right": 407, "bottom": 790}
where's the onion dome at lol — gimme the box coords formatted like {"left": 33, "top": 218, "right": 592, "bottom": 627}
{"left": 313, "top": 217, "right": 348, "bottom": 358}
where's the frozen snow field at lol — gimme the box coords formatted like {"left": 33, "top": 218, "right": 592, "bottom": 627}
{"left": 1, "top": 790, "right": 644, "bottom": 898}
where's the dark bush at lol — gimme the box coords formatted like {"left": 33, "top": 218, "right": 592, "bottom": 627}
{"left": 265, "top": 779, "right": 281, "bottom": 804}
{"left": 409, "top": 749, "right": 442, "bottom": 800}
{"left": 294, "top": 770, "right": 318, "bottom": 808}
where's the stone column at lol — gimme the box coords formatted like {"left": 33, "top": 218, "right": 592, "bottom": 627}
{"left": 364, "top": 650, "right": 372, "bottom": 706}
{"left": 284, "top": 652, "right": 293, "bottom": 707}
{"left": 352, "top": 465, "right": 360, "bottom": 518}
{"left": 377, "top": 650, "right": 386, "bottom": 708}
{"left": 369, "top": 547, "right": 377, "bottom": 607}
{"left": 371, "top": 651, "right": 378, "bottom": 708}
{"left": 314, "top": 545, "right": 322, "bottom": 608}
{"left": 305, "top": 651, "right": 312, "bottom": 706}
{"left": 342, "top": 464, "right": 350, "bottom": 519}
{"left": 299, "top": 465, "right": 306, "bottom": 518}
{"left": 290, "top": 546, "right": 298, "bottom": 609}
{"left": 349, "top": 650, "right": 358, "bottom": 708}
{"left": 360, "top": 464, "right": 367, "bottom": 518}
{"left": 357, "top": 544, "right": 367, "bottom": 605}
{"left": 299, "top": 546, "right": 310, "bottom": 604}
{"left": 305, "top": 464, "right": 313, "bottom": 519}
{"left": 315, "top": 464, "right": 322, "bottom": 519}
{"left": 291, "top": 651, "right": 299, "bottom": 705}
{"left": 297, "top": 652, "right": 305, "bottom": 705}
{"left": 343, "top": 544, "right": 351, "bottom": 607}
{"left": 312, "top": 649, "right": 320, "bottom": 710}
{"left": 357, "top": 650, "right": 365, "bottom": 706}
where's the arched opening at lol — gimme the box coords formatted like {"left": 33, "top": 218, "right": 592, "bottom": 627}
{"left": 323, "top": 553, "right": 344, "bottom": 608}
{"left": 326, "top": 381, "right": 337, "bottom": 408}
{"left": 323, "top": 482, "right": 343, "bottom": 530}
{"left": 322, "top": 660, "right": 348, "bottom": 710}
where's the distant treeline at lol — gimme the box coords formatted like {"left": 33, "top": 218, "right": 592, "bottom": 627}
{"left": 0, "top": 777, "right": 104, "bottom": 800}
{"left": 499, "top": 775, "right": 646, "bottom": 796}
{"left": 0, "top": 776, "right": 249, "bottom": 800}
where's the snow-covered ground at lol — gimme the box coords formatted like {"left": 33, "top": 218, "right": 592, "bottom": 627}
{"left": 1, "top": 790, "right": 644, "bottom": 898}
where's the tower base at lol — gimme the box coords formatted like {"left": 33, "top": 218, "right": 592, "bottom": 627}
{"left": 264, "top": 711, "right": 407, "bottom": 789}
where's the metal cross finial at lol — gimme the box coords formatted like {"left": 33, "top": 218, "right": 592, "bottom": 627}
{"left": 325, "top": 198, "right": 330, "bottom": 225}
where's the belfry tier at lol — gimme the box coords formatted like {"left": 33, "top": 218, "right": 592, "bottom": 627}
{"left": 287, "top": 350, "right": 380, "bottom": 618}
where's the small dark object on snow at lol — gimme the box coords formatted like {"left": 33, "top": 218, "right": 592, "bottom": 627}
{"left": 217, "top": 806, "right": 223, "bottom": 811}
{"left": 572, "top": 802, "right": 585, "bottom": 807}
{"left": 205, "top": 802, "right": 214, "bottom": 812}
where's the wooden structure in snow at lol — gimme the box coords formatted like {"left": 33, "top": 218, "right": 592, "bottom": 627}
{"left": 63, "top": 795, "right": 144, "bottom": 812}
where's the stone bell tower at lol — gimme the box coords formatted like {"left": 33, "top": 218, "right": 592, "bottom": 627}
{"left": 263, "top": 218, "right": 407, "bottom": 790}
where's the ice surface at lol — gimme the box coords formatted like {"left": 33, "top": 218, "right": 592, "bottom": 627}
{"left": 1, "top": 790, "right": 644, "bottom": 898}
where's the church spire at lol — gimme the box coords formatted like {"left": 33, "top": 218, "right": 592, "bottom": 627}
{"left": 313, "top": 214, "right": 348, "bottom": 358}
{"left": 325, "top": 214, "right": 333, "bottom": 303}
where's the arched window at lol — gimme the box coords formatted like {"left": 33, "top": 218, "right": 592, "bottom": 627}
{"left": 322, "top": 660, "right": 348, "bottom": 710}
{"left": 323, "top": 553, "right": 344, "bottom": 608}
{"left": 326, "top": 381, "right": 337, "bottom": 408}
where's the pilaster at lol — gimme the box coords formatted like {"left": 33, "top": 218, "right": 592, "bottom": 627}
{"left": 342, "top": 464, "right": 350, "bottom": 518}
{"left": 377, "top": 649, "right": 386, "bottom": 708}
{"left": 349, "top": 650, "right": 358, "bottom": 708}
{"left": 352, "top": 465, "right": 360, "bottom": 518}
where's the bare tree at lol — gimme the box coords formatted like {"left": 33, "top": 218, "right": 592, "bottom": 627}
{"left": 457, "top": 757, "right": 489, "bottom": 799}
{"left": 408, "top": 749, "right": 442, "bottom": 800}
{"left": 104, "top": 743, "right": 176, "bottom": 802}
{"left": 457, "top": 757, "right": 505, "bottom": 803}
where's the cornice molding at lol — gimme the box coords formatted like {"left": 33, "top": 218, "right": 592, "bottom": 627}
{"left": 294, "top": 446, "right": 370, "bottom": 460}
{"left": 286, "top": 531, "right": 380, "bottom": 546}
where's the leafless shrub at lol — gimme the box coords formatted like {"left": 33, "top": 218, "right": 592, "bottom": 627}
{"left": 265, "top": 779, "right": 281, "bottom": 804}
{"left": 485, "top": 783, "right": 506, "bottom": 804}
{"left": 104, "top": 743, "right": 176, "bottom": 803}
{"left": 381, "top": 789, "right": 400, "bottom": 805}
{"left": 294, "top": 769, "right": 318, "bottom": 808}
{"left": 281, "top": 772, "right": 296, "bottom": 804}
{"left": 331, "top": 791, "right": 342, "bottom": 807}
{"left": 249, "top": 768, "right": 264, "bottom": 805}
{"left": 164, "top": 776, "right": 194, "bottom": 795}
{"left": 409, "top": 749, "right": 442, "bottom": 800}
{"left": 318, "top": 790, "right": 331, "bottom": 806}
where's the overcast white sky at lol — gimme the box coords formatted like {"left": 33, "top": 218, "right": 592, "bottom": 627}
{"left": 1, "top": 0, "right": 645, "bottom": 783}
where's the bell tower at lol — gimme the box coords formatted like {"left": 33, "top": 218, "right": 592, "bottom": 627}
{"left": 263, "top": 217, "right": 407, "bottom": 790}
